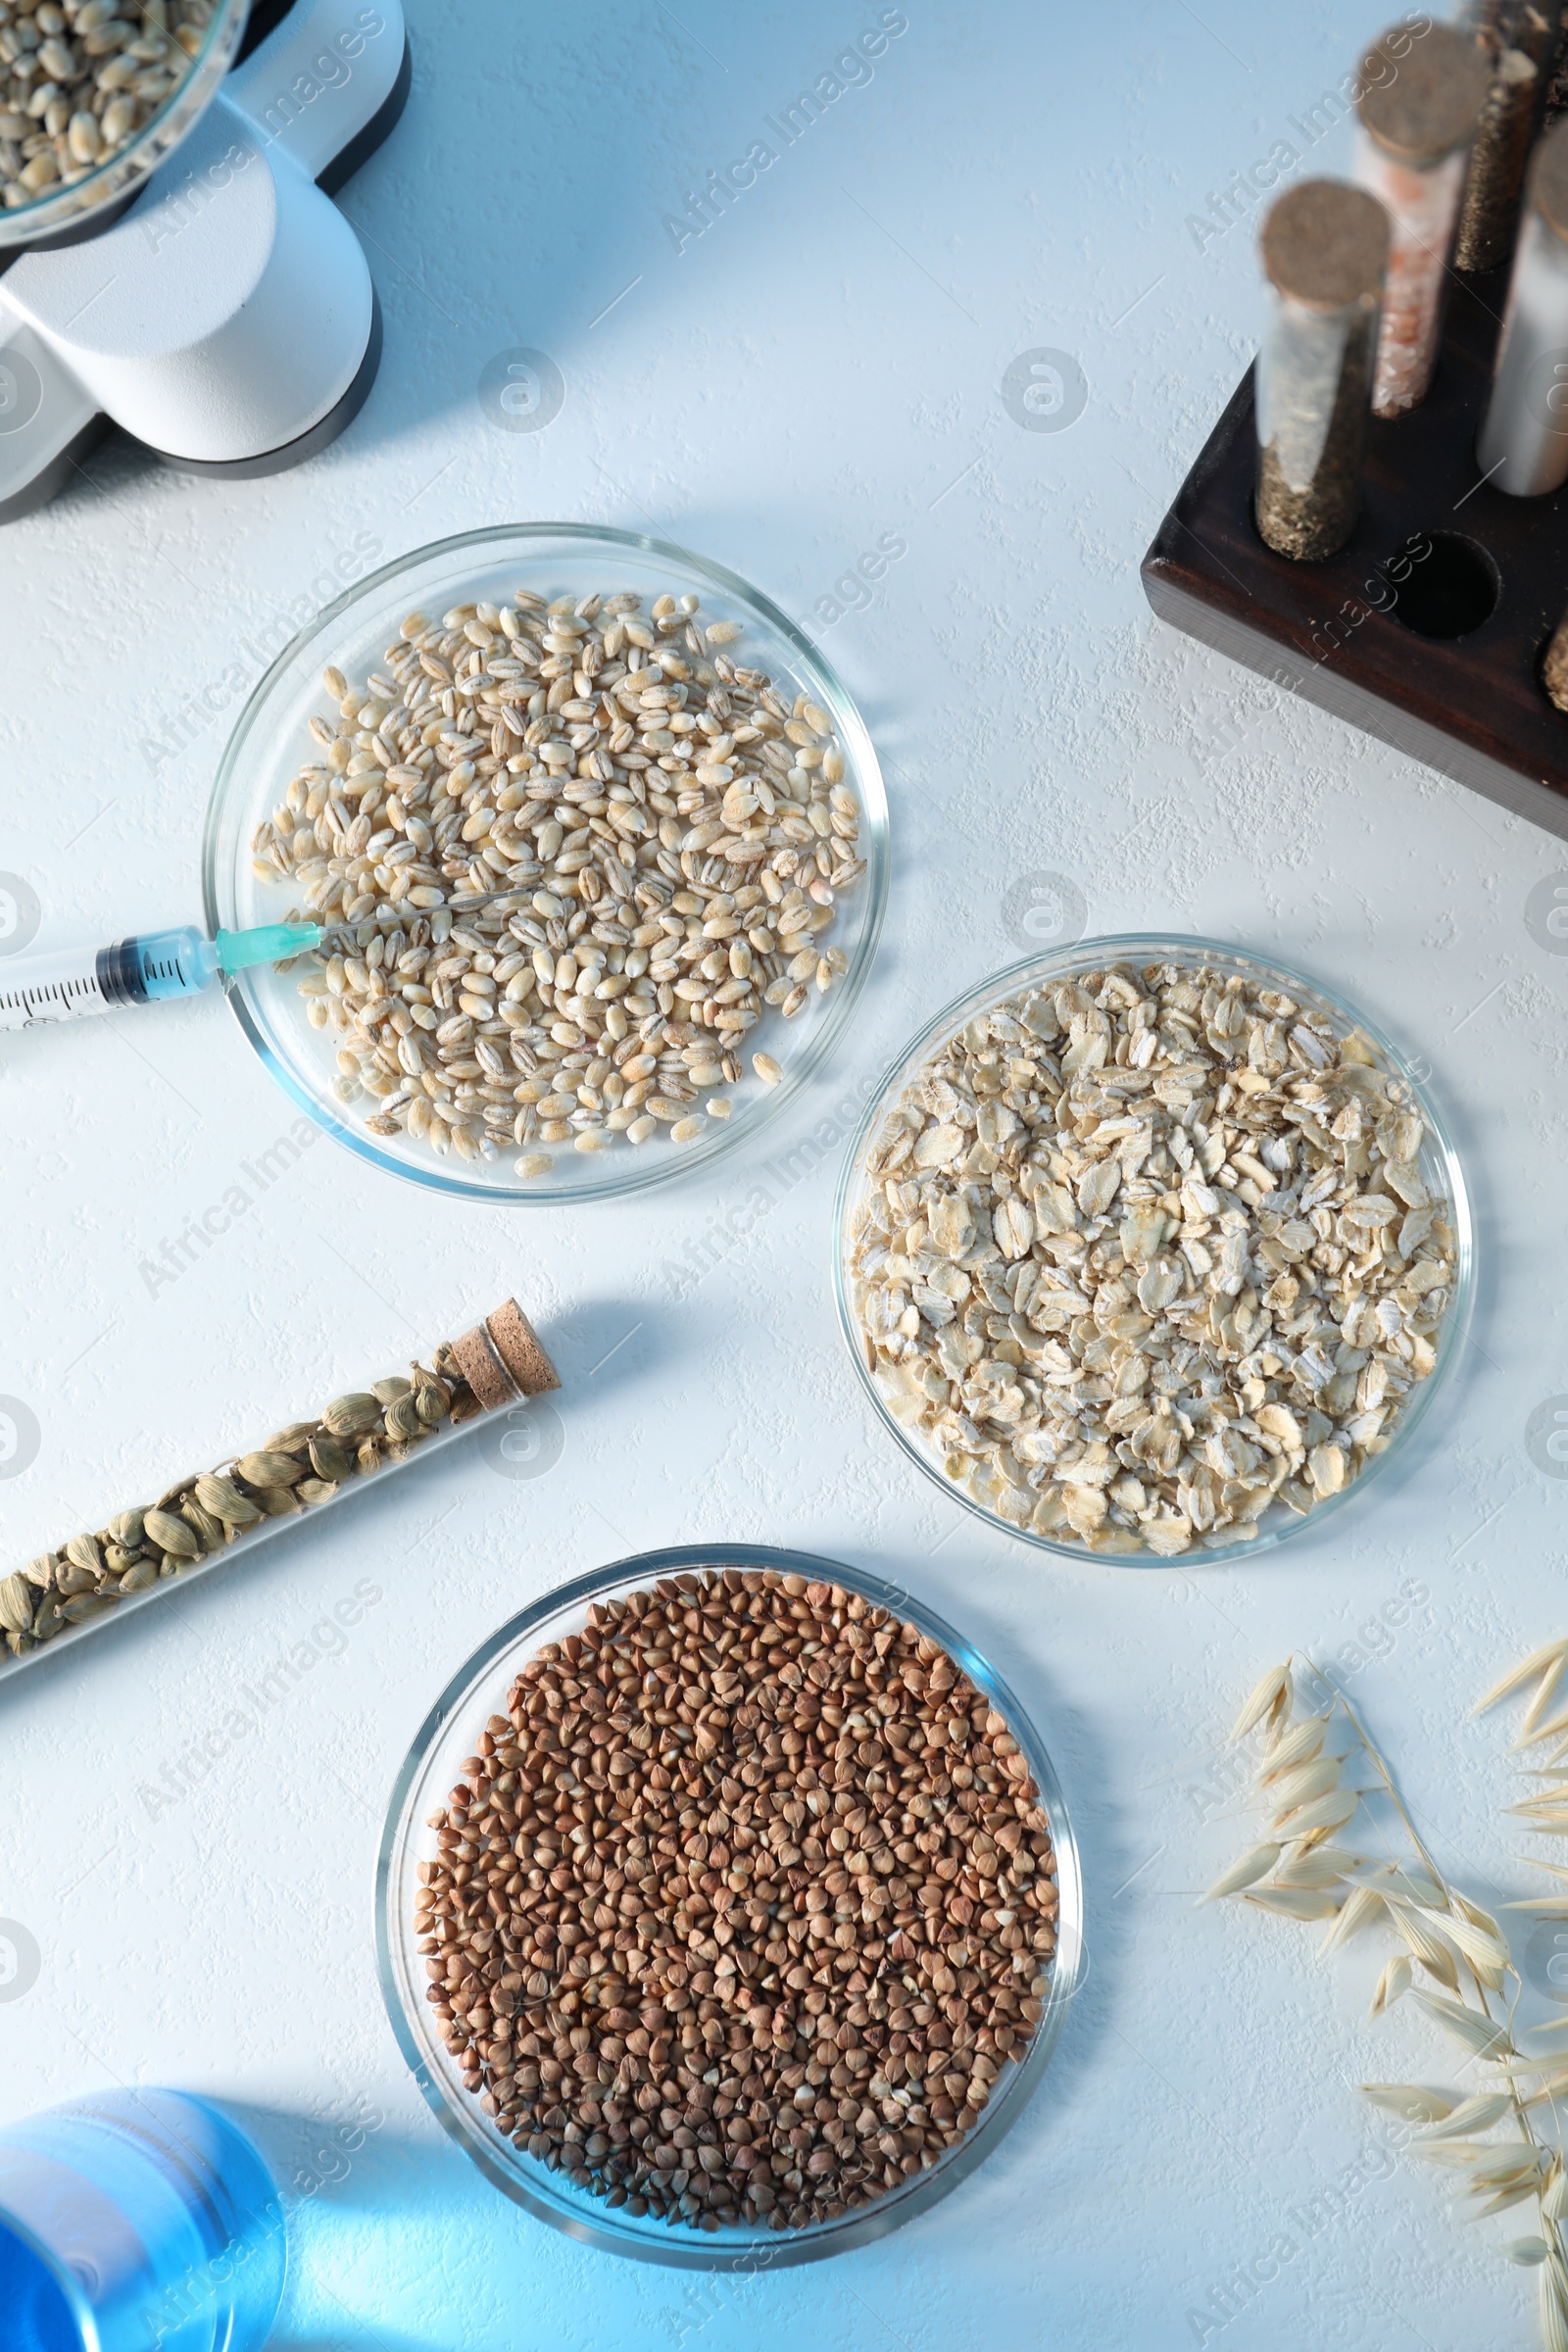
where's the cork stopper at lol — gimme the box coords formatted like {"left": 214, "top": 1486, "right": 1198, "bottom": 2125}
{"left": 1532, "top": 114, "right": 1568, "bottom": 244}
{"left": 450, "top": 1299, "right": 560, "bottom": 1411}
{"left": 484, "top": 1299, "right": 560, "bottom": 1396}
{"left": 1261, "top": 179, "right": 1390, "bottom": 312}
{"left": 1358, "top": 24, "right": 1490, "bottom": 165}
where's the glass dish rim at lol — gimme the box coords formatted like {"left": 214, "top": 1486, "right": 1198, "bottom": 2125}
{"left": 0, "top": 0, "right": 250, "bottom": 249}
{"left": 373, "top": 1540, "right": 1084, "bottom": 2272}
{"left": 201, "top": 520, "right": 891, "bottom": 1207}
{"left": 830, "top": 930, "right": 1477, "bottom": 1570}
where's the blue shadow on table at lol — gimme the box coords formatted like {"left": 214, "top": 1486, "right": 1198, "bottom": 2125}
{"left": 218, "top": 2101, "right": 688, "bottom": 2352}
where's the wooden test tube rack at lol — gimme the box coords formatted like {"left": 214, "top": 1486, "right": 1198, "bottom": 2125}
{"left": 1141, "top": 266, "right": 1568, "bottom": 844}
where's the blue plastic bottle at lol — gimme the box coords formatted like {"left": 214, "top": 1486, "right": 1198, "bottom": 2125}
{"left": 0, "top": 2089, "right": 285, "bottom": 2351}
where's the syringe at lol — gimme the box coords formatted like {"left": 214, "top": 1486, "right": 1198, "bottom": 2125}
{"left": 0, "top": 923, "right": 321, "bottom": 1033}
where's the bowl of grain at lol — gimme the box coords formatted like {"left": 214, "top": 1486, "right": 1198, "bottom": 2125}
{"left": 834, "top": 938, "right": 1473, "bottom": 1564}
{"left": 0, "top": 0, "right": 247, "bottom": 246}
{"left": 202, "top": 524, "right": 889, "bottom": 1202}
{"left": 375, "top": 1545, "right": 1082, "bottom": 2268}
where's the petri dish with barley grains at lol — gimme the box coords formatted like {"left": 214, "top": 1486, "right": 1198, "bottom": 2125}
{"left": 834, "top": 936, "right": 1473, "bottom": 1566}
{"left": 0, "top": 0, "right": 248, "bottom": 247}
{"left": 203, "top": 524, "right": 889, "bottom": 1203}
{"left": 376, "top": 1544, "right": 1082, "bottom": 2269}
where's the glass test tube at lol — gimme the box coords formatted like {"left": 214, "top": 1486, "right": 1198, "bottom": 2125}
{"left": 1453, "top": 5, "right": 1544, "bottom": 274}
{"left": 0, "top": 1298, "right": 562, "bottom": 1676}
{"left": 1478, "top": 117, "right": 1568, "bottom": 492}
{"left": 1256, "top": 179, "right": 1390, "bottom": 564}
{"left": 1353, "top": 24, "right": 1491, "bottom": 416}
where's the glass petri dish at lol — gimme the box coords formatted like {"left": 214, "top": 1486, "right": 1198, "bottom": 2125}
{"left": 375, "top": 1543, "right": 1084, "bottom": 2271}
{"left": 0, "top": 0, "right": 249, "bottom": 250}
{"left": 833, "top": 935, "right": 1474, "bottom": 1567}
{"left": 202, "top": 523, "right": 889, "bottom": 1204}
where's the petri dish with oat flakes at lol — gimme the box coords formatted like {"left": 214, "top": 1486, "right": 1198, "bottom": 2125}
{"left": 375, "top": 1544, "right": 1083, "bottom": 2269}
{"left": 834, "top": 937, "right": 1473, "bottom": 1565}
{"left": 202, "top": 524, "right": 889, "bottom": 1204}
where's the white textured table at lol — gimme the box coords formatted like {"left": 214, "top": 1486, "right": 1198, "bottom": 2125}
{"left": 3, "top": 3, "right": 1566, "bottom": 2345}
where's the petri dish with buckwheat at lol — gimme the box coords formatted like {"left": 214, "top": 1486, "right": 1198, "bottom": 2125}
{"left": 376, "top": 1544, "right": 1083, "bottom": 2270}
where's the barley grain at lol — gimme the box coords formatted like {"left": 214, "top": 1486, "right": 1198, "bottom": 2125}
{"left": 0, "top": 0, "right": 216, "bottom": 208}
{"left": 265, "top": 589, "right": 862, "bottom": 1174}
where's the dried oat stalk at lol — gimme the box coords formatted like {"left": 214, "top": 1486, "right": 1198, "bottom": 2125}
{"left": 1208, "top": 1644, "right": 1568, "bottom": 2344}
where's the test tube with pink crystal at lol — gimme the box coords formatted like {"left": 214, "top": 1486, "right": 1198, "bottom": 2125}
{"left": 1353, "top": 23, "right": 1490, "bottom": 416}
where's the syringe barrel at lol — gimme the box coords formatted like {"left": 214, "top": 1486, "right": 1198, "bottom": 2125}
{"left": 0, "top": 942, "right": 115, "bottom": 1029}
{"left": 128, "top": 924, "right": 219, "bottom": 1002}
{"left": 0, "top": 926, "right": 217, "bottom": 1031}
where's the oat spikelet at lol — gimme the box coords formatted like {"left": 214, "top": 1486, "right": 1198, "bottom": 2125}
{"left": 1476, "top": 2180, "right": 1547, "bottom": 2218}
{"left": 1413, "top": 1990, "right": 1515, "bottom": 2060}
{"left": 1473, "top": 1641, "right": 1568, "bottom": 1718}
{"left": 1506, "top": 1798, "right": 1568, "bottom": 1831}
{"left": 1262, "top": 1755, "right": 1342, "bottom": 1812}
{"left": 1369, "top": 1953, "right": 1412, "bottom": 2015}
{"left": 1322, "top": 1884, "right": 1385, "bottom": 1951}
{"left": 1517, "top": 1707, "right": 1568, "bottom": 1753}
{"left": 1503, "top": 2238, "right": 1552, "bottom": 2266}
{"left": 1413, "top": 2091, "right": 1513, "bottom": 2140}
{"left": 1244, "top": 1885, "right": 1341, "bottom": 1922}
{"left": 1260, "top": 1715, "right": 1329, "bottom": 1776}
{"left": 1470, "top": 2152, "right": 1548, "bottom": 2192}
{"left": 1234, "top": 1661, "right": 1294, "bottom": 1740}
{"left": 1272, "top": 1786, "right": 1358, "bottom": 1840}
{"left": 1545, "top": 2266, "right": 1568, "bottom": 2352}
{"left": 1521, "top": 1663, "right": 1568, "bottom": 1744}
{"left": 1454, "top": 1892, "right": 1506, "bottom": 1939}
{"left": 1360, "top": 2082, "right": 1454, "bottom": 2123}
{"left": 1199, "top": 1843, "right": 1280, "bottom": 1904}
{"left": 1274, "top": 1845, "right": 1357, "bottom": 1890}
{"left": 1390, "top": 1904, "right": 1460, "bottom": 1990}
{"left": 1427, "top": 1906, "right": 1511, "bottom": 1988}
